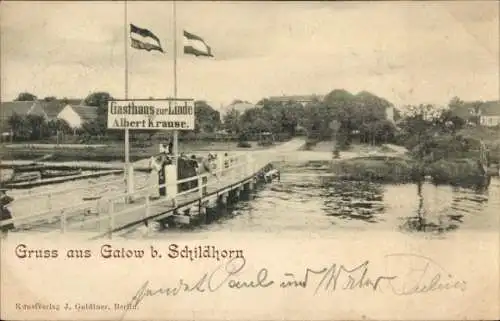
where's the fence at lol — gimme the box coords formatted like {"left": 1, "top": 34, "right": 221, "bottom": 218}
{"left": 8, "top": 175, "right": 130, "bottom": 215}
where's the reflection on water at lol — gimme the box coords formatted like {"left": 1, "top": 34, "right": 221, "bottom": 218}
{"left": 399, "top": 182, "right": 461, "bottom": 233}
{"left": 397, "top": 182, "right": 492, "bottom": 234}
{"left": 321, "top": 180, "right": 385, "bottom": 223}
{"left": 142, "top": 167, "right": 498, "bottom": 238}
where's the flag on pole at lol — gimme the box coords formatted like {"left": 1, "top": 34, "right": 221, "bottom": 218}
{"left": 130, "top": 24, "right": 164, "bottom": 53}
{"left": 183, "top": 30, "right": 213, "bottom": 57}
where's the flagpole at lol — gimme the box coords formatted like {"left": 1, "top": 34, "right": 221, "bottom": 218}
{"left": 172, "top": 0, "right": 179, "bottom": 169}
{"left": 124, "top": 0, "right": 131, "bottom": 192}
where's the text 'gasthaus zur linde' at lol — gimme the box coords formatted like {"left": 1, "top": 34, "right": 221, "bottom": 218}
{"left": 107, "top": 101, "right": 195, "bottom": 129}
{"left": 13, "top": 243, "right": 244, "bottom": 261}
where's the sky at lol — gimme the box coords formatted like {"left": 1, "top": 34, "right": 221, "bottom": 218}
{"left": 1, "top": 1, "right": 498, "bottom": 110}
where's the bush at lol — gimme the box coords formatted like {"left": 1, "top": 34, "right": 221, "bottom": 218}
{"left": 426, "top": 159, "right": 487, "bottom": 187}
{"left": 332, "top": 156, "right": 421, "bottom": 183}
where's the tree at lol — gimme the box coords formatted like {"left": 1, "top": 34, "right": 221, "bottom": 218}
{"left": 84, "top": 92, "right": 113, "bottom": 108}
{"left": 372, "top": 120, "right": 396, "bottom": 144}
{"left": 302, "top": 100, "right": 330, "bottom": 139}
{"left": 240, "top": 107, "right": 271, "bottom": 136}
{"left": 47, "top": 118, "right": 72, "bottom": 143}
{"left": 194, "top": 100, "right": 220, "bottom": 133}
{"left": 438, "top": 110, "right": 466, "bottom": 134}
{"left": 47, "top": 118, "right": 71, "bottom": 135}
{"left": 323, "top": 89, "right": 358, "bottom": 147}
{"left": 231, "top": 99, "right": 244, "bottom": 105}
{"left": 43, "top": 96, "right": 57, "bottom": 101}
{"left": 82, "top": 92, "right": 113, "bottom": 137}
{"left": 15, "top": 92, "right": 37, "bottom": 101}
{"left": 26, "top": 114, "right": 49, "bottom": 140}
{"left": 8, "top": 114, "right": 30, "bottom": 141}
{"left": 397, "top": 104, "right": 453, "bottom": 158}
{"left": 448, "top": 96, "right": 464, "bottom": 110}
{"left": 355, "top": 91, "right": 391, "bottom": 124}
{"left": 222, "top": 108, "right": 241, "bottom": 135}
{"left": 256, "top": 98, "right": 305, "bottom": 138}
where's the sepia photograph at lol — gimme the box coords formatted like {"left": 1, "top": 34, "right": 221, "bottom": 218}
{"left": 1, "top": 1, "right": 499, "bottom": 320}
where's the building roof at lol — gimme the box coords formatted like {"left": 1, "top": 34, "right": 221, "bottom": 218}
{"left": 479, "top": 100, "right": 500, "bottom": 116}
{"left": 70, "top": 105, "right": 99, "bottom": 122}
{"left": 450, "top": 105, "right": 476, "bottom": 119}
{"left": 39, "top": 100, "right": 66, "bottom": 119}
{"left": 0, "top": 101, "right": 41, "bottom": 119}
{"left": 63, "top": 99, "right": 84, "bottom": 105}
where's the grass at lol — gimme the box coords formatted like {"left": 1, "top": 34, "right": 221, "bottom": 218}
{"left": 458, "top": 126, "right": 500, "bottom": 144}
{"left": 426, "top": 159, "right": 489, "bottom": 187}
{"left": 303, "top": 141, "right": 408, "bottom": 155}
{"left": 458, "top": 126, "right": 500, "bottom": 163}
{"left": 331, "top": 156, "right": 422, "bottom": 183}
{"left": 331, "top": 155, "right": 490, "bottom": 188}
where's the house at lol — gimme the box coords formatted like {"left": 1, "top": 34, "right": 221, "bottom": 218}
{"left": 450, "top": 100, "right": 500, "bottom": 127}
{"left": 450, "top": 104, "right": 478, "bottom": 125}
{"left": 57, "top": 104, "right": 99, "bottom": 129}
{"left": 0, "top": 101, "right": 48, "bottom": 134}
{"left": 479, "top": 100, "right": 500, "bottom": 127}
{"left": 39, "top": 99, "right": 83, "bottom": 121}
{"left": 268, "top": 94, "right": 324, "bottom": 107}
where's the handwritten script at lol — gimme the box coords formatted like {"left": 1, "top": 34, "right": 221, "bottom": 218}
{"left": 127, "top": 253, "right": 467, "bottom": 308}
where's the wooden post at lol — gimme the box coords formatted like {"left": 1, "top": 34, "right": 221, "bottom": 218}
{"left": 172, "top": 2, "right": 179, "bottom": 177}
{"left": 198, "top": 175, "right": 204, "bottom": 198}
{"left": 165, "top": 164, "right": 178, "bottom": 207}
{"left": 126, "top": 164, "right": 135, "bottom": 203}
{"left": 123, "top": 1, "right": 131, "bottom": 199}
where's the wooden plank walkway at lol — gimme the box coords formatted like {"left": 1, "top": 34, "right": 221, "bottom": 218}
{"left": 62, "top": 172, "right": 243, "bottom": 235}
{"left": 7, "top": 155, "right": 273, "bottom": 238}
{"left": 1, "top": 137, "right": 313, "bottom": 238}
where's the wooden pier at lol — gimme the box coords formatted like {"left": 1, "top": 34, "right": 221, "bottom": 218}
{"left": 0, "top": 153, "right": 280, "bottom": 239}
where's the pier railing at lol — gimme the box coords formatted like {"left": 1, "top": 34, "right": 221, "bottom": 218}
{"left": 1, "top": 153, "right": 268, "bottom": 235}
{"left": 10, "top": 176, "right": 127, "bottom": 210}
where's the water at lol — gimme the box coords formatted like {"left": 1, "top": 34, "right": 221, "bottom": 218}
{"left": 124, "top": 164, "right": 499, "bottom": 239}
{"left": 5, "top": 138, "right": 499, "bottom": 238}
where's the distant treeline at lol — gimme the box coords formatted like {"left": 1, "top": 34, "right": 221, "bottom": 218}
{"left": 8, "top": 91, "right": 498, "bottom": 164}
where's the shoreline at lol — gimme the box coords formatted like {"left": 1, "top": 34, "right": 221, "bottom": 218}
{"left": 0, "top": 140, "right": 284, "bottom": 163}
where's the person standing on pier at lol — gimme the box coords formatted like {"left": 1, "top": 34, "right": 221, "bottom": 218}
{"left": 168, "top": 139, "right": 173, "bottom": 155}
{"left": 191, "top": 155, "right": 200, "bottom": 175}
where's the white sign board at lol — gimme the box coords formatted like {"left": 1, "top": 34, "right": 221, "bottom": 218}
{"left": 107, "top": 99, "right": 195, "bottom": 130}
